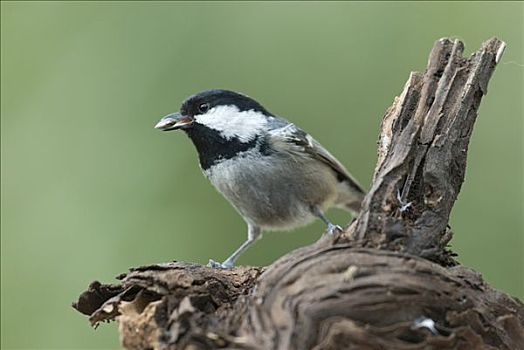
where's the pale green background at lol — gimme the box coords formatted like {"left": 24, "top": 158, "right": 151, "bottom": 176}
{"left": 1, "top": 2, "right": 522, "bottom": 349}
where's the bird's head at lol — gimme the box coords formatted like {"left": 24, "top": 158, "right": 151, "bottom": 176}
{"left": 155, "top": 89, "right": 274, "bottom": 143}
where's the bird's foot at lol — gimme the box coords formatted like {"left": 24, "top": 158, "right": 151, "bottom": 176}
{"left": 207, "top": 259, "right": 234, "bottom": 269}
{"left": 396, "top": 189, "right": 412, "bottom": 212}
{"left": 327, "top": 224, "right": 343, "bottom": 235}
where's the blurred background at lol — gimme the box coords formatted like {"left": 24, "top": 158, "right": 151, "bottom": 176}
{"left": 1, "top": 2, "right": 522, "bottom": 349}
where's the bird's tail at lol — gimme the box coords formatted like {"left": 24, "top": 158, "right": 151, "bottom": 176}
{"left": 344, "top": 198, "right": 363, "bottom": 215}
{"left": 335, "top": 180, "right": 366, "bottom": 216}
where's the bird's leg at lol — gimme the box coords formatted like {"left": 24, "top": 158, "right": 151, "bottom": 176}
{"left": 208, "top": 224, "right": 262, "bottom": 269}
{"left": 312, "top": 206, "right": 342, "bottom": 235}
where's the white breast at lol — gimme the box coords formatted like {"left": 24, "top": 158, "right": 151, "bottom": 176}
{"left": 202, "top": 148, "right": 339, "bottom": 230}
{"left": 203, "top": 150, "right": 267, "bottom": 199}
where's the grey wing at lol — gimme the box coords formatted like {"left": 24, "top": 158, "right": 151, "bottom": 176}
{"left": 268, "top": 124, "right": 365, "bottom": 195}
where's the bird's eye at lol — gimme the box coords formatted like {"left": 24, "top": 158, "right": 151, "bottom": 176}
{"left": 198, "top": 103, "right": 209, "bottom": 113}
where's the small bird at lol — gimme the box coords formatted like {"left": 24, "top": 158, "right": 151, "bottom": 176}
{"left": 155, "top": 90, "right": 365, "bottom": 268}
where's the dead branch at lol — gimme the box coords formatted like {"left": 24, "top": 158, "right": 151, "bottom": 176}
{"left": 73, "top": 38, "right": 523, "bottom": 350}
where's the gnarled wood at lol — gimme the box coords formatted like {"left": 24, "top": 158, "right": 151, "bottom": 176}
{"left": 73, "top": 38, "right": 523, "bottom": 350}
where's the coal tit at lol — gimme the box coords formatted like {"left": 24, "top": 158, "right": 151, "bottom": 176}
{"left": 155, "top": 90, "right": 365, "bottom": 268}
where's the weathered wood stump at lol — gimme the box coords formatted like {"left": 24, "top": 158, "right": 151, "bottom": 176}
{"left": 74, "top": 38, "right": 523, "bottom": 350}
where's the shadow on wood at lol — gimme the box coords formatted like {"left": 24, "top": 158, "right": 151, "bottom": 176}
{"left": 73, "top": 38, "right": 523, "bottom": 350}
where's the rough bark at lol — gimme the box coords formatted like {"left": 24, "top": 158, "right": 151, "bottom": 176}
{"left": 73, "top": 38, "right": 523, "bottom": 350}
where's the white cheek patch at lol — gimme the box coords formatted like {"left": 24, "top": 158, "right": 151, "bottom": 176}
{"left": 194, "top": 105, "right": 268, "bottom": 143}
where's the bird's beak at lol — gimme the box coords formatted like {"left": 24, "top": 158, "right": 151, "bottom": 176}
{"left": 154, "top": 112, "right": 194, "bottom": 131}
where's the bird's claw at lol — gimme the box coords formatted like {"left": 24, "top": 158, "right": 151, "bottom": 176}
{"left": 207, "top": 259, "right": 233, "bottom": 269}
{"left": 396, "top": 189, "right": 412, "bottom": 212}
{"left": 327, "top": 224, "right": 343, "bottom": 235}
